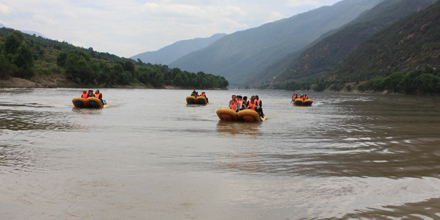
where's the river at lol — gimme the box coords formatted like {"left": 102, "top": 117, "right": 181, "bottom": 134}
{"left": 1, "top": 88, "right": 440, "bottom": 219}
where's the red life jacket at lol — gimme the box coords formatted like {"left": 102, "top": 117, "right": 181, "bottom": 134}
{"left": 201, "top": 94, "right": 206, "bottom": 97}
{"left": 230, "top": 100, "right": 237, "bottom": 110}
{"left": 81, "top": 93, "right": 88, "bottom": 99}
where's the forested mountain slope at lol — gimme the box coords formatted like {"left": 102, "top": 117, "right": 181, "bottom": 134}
{"left": 327, "top": 0, "right": 440, "bottom": 81}
{"left": 130, "top": 33, "right": 226, "bottom": 65}
{"left": 171, "top": 0, "right": 382, "bottom": 84}
{"left": 0, "top": 28, "right": 228, "bottom": 89}
{"left": 272, "top": 0, "right": 437, "bottom": 84}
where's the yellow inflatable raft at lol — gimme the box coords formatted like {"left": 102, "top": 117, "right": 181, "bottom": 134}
{"left": 293, "top": 99, "right": 313, "bottom": 106}
{"left": 186, "top": 96, "right": 208, "bottom": 104}
{"left": 216, "top": 108, "right": 238, "bottom": 121}
{"left": 237, "top": 109, "right": 267, "bottom": 122}
{"left": 216, "top": 108, "right": 267, "bottom": 122}
{"left": 186, "top": 96, "right": 197, "bottom": 104}
{"left": 72, "top": 97, "right": 108, "bottom": 108}
{"left": 72, "top": 98, "right": 89, "bottom": 108}
{"left": 196, "top": 96, "right": 208, "bottom": 104}
{"left": 86, "top": 97, "right": 105, "bottom": 108}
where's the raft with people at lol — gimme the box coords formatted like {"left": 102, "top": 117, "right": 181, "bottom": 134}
{"left": 72, "top": 90, "right": 108, "bottom": 108}
{"left": 291, "top": 94, "right": 313, "bottom": 106}
{"left": 216, "top": 109, "right": 268, "bottom": 122}
{"left": 216, "top": 94, "right": 267, "bottom": 122}
{"left": 186, "top": 90, "right": 209, "bottom": 104}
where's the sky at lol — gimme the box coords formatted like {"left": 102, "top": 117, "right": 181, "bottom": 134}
{"left": 0, "top": 0, "right": 341, "bottom": 58}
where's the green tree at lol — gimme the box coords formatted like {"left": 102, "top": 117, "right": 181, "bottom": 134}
{"left": 383, "top": 72, "right": 404, "bottom": 93}
{"left": 4, "top": 33, "right": 22, "bottom": 55}
{"left": 57, "top": 51, "right": 68, "bottom": 67}
{"left": 13, "top": 43, "right": 34, "bottom": 72}
{"left": 124, "top": 60, "right": 135, "bottom": 75}
{"left": 315, "top": 81, "right": 326, "bottom": 92}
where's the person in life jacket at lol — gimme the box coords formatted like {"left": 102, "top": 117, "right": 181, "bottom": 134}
{"left": 94, "top": 90, "right": 103, "bottom": 104}
{"left": 248, "top": 96, "right": 259, "bottom": 111}
{"left": 200, "top": 92, "right": 209, "bottom": 103}
{"left": 302, "top": 94, "right": 307, "bottom": 101}
{"left": 237, "top": 95, "right": 244, "bottom": 111}
{"left": 229, "top": 95, "right": 238, "bottom": 112}
{"left": 81, "top": 90, "right": 88, "bottom": 99}
{"left": 255, "top": 95, "right": 264, "bottom": 117}
{"left": 243, "top": 96, "right": 248, "bottom": 109}
{"left": 87, "top": 90, "right": 94, "bottom": 98}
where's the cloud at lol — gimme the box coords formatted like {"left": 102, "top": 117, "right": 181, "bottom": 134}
{"left": 285, "top": 0, "right": 322, "bottom": 7}
{"left": 267, "top": 12, "right": 286, "bottom": 22}
{"left": 0, "top": 2, "right": 16, "bottom": 15}
{"left": 0, "top": 0, "right": 339, "bottom": 57}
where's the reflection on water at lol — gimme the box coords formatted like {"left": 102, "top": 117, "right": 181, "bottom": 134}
{"left": 216, "top": 120, "right": 261, "bottom": 138}
{"left": 1, "top": 88, "right": 440, "bottom": 219}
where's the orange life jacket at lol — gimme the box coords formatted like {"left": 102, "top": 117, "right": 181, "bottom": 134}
{"left": 95, "top": 93, "right": 101, "bottom": 98}
{"left": 81, "top": 93, "right": 88, "bottom": 99}
{"left": 256, "top": 100, "right": 261, "bottom": 106}
{"left": 249, "top": 101, "right": 256, "bottom": 110}
{"left": 230, "top": 100, "right": 237, "bottom": 110}
{"left": 201, "top": 94, "right": 206, "bottom": 97}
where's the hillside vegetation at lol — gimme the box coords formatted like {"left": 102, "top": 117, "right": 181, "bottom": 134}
{"left": 328, "top": 0, "right": 440, "bottom": 81}
{"left": 171, "top": 0, "right": 382, "bottom": 84}
{"left": 271, "top": 0, "right": 437, "bottom": 84}
{"left": 0, "top": 27, "right": 228, "bottom": 89}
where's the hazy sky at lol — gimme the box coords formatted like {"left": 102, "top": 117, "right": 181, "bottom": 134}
{"left": 0, "top": 0, "right": 341, "bottom": 57}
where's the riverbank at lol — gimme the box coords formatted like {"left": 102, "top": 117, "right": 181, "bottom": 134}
{"left": 0, "top": 74, "right": 76, "bottom": 88}
{"left": 0, "top": 76, "right": 228, "bottom": 90}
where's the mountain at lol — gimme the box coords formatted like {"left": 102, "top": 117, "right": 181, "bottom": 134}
{"left": 21, "top": 30, "right": 46, "bottom": 38}
{"left": 272, "top": 0, "right": 437, "bottom": 84}
{"left": 0, "top": 23, "right": 46, "bottom": 38}
{"left": 327, "top": 0, "right": 440, "bottom": 81}
{"left": 170, "top": 0, "right": 383, "bottom": 84}
{"left": 130, "top": 33, "right": 226, "bottom": 65}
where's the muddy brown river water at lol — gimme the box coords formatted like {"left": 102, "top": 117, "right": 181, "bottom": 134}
{"left": 1, "top": 88, "right": 440, "bottom": 219}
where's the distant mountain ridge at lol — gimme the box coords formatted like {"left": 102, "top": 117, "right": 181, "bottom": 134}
{"left": 272, "top": 0, "right": 437, "bottom": 84}
{"left": 170, "top": 0, "right": 382, "bottom": 84}
{"left": 130, "top": 33, "right": 226, "bottom": 65}
{"left": 0, "top": 23, "right": 46, "bottom": 38}
{"left": 327, "top": 0, "right": 440, "bottom": 80}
